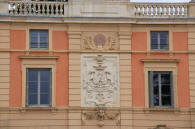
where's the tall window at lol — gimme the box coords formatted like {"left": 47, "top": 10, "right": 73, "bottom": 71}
{"left": 151, "top": 31, "right": 168, "bottom": 50}
{"left": 27, "top": 68, "right": 51, "bottom": 107}
{"left": 149, "top": 71, "right": 173, "bottom": 108}
{"left": 30, "top": 30, "right": 48, "bottom": 49}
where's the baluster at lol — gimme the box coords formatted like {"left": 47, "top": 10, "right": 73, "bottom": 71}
{"left": 170, "top": 6, "right": 174, "bottom": 16}
{"left": 141, "top": 6, "right": 144, "bottom": 16}
{"left": 148, "top": 6, "right": 152, "bottom": 16}
{"left": 9, "top": 3, "right": 13, "bottom": 15}
{"left": 164, "top": 6, "right": 167, "bottom": 16}
{"left": 24, "top": 3, "right": 27, "bottom": 15}
{"left": 156, "top": 6, "right": 159, "bottom": 16}
{"left": 168, "top": 6, "right": 170, "bottom": 16}
{"left": 42, "top": 3, "right": 45, "bottom": 16}
{"left": 173, "top": 6, "right": 176, "bottom": 16}
{"left": 56, "top": 4, "right": 59, "bottom": 16}
{"left": 47, "top": 4, "right": 50, "bottom": 16}
{"left": 159, "top": 6, "right": 162, "bottom": 16}
{"left": 31, "top": 3, "right": 35, "bottom": 16}
{"left": 144, "top": 5, "right": 147, "bottom": 16}
{"left": 16, "top": 2, "right": 19, "bottom": 15}
{"left": 21, "top": 3, "right": 24, "bottom": 15}
{"left": 19, "top": 3, "right": 22, "bottom": 15}
{"left": 178, "top": 6, "right": 181, "bottom": 16}
{"left": 28, "top": 2, "right": 31, "bottom": 15}
{"left": 37, "top": 3, "right": 41, "bottom": 15}
{"left": 175, "top": 6, "right": 178, "bottom": 17}
{"left": 184, "top": 5, "right": 187, "bottom": 16}
{"left": 60, "top": 4, "right": 63, "bottom": 15}
{"left": 54, "top": 4, "right": 57, "bottom": 16}
{"left": 152, "top": 6, "right": 155, "bottom": 16}
{"left": 51, "top": 4, "right": 54, "bottom": 15}
{"left": 179, "top": 6, "right": 182, "bottom": 16}
{"left": 146, "top": 6, "right": 149, "bottom": 16}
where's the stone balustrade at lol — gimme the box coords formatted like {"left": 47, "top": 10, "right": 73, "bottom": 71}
{"left": 8, "top": 1, "right": 65, "bottom": 16}
{"left": 133, "top": 3, "right": 188, "bottom": 17}
{"left": 3, "top": 1, "right": 194, "bottom": 18}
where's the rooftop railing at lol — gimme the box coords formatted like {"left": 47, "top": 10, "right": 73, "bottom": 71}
{"left": 8, "top": 1, "right": 66, "bottom": 16}
{"left": 133, "top": 3, "right": 188, "bottom": 17}
{"left": 2, "top": 0, "right": 193, "bottom": 18}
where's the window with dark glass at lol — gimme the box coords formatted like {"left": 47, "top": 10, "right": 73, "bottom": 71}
{"left": 30, "top": 30, "right": 48, "bottom": 49}
{"left": 151, "top": 31, "right": 168, "bottom": 50}
{"left": 27, "top": 68, "right": 51, "bottom": 107}
{"left": 149, "top": 71, "right": 173, "bottom": 108}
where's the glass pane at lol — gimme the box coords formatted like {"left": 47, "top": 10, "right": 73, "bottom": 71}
{"left": 40, "top": 93, "right": 49, "bottom": 105}
{"left": 40, "top": 82, "right": 50, "bottom": 93}
{"left": 151, "top": 32, "right": 158, "bottom": 39}
{"left": 153, "top": 84, "right": 159, "bottom": 95}
{"left": 161, "top": 85, "right": 171, "bottom": 95}
{"left": 40, "top": 31, "right": 48, "bottom": 37}
{"left": 28, "top": 82, "right": 38, "bottom": 94}
{"left": 153, "top": 95, "right": 159, "bottom": 106}
{"left": 28, "top": 69, "right": 38, "bottom": 81}
{"left": 31, "top": 37, "right": 38, "bottom": 44}
{"left": 161, "top": 73, "right": 170, "bottom": 84}
{"left": 162, "top": 96, "right": 171, "bottom": 106}
{"left": 153, "top": 73, "right": 158, "bottom": 84}
{"left": 160, "top": 32, "right": 168, "bottom": 39}
{"left": 40, "top": 43, "right": 48, "bottom": 49}
{"left": 40, "top": 70, "right": 50, "bottom": 81}
{"left": 30, "top": 31, "right": 38, "bottom": 37}
{"left": 160, "top": 39, "right": 167, "bottom": 45}
{"left": 28, "top": 94, "right": 38, "bottom": 105}
{"left": 40, "top": 37, "right": 48, "bottom": 44}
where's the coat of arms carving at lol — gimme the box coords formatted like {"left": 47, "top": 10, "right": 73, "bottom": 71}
{"left": 81, "top": 54, "right": 120, "bottom": 107}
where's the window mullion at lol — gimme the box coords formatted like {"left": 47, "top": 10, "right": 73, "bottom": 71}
{"left": 159, "top": 73, "right": 162, "bottom": 107}
{"left": 158, "top": 33, "right": 160, "bottom": 50}
{"left": 26, "top": 69, "right": 29, "bottom": 106}
{"left": 38, "top": 32, "right": 40, "bottom": 48}
{"left": 150, "top": 71, "right": 154, "bottom": 107}
{"left": 170, "top": 72, "right": 173, "bottom": 106}
{"left": 38, "top": 71, "right": 41, "bottom": 105}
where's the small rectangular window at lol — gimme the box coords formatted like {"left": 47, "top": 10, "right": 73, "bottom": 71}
{"left": 30, "top": 30, "right": 48, "bottom": 49}
{"left": 151, "top": 31, "right": 169, "bottom": 51}
{"left": 27, "top": 68, "right": 51, "bottom": 107}
{"left": 149, "top": 71, "right": 174, "bottom": 108}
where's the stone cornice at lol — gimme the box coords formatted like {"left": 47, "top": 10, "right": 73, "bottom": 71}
{"left": 19, "top": 55, "right": 59, "bottom": 59}
{"left": 141, "top": 59, "right": 180, "bottom": 63}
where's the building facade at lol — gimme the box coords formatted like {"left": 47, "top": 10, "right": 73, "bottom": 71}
{"left": 0, "top": 0, "right": 195, "bottom": 129}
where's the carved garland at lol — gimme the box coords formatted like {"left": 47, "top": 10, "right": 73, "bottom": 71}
{"left": 82, "top": 32, "right": 119, "bottom": 50}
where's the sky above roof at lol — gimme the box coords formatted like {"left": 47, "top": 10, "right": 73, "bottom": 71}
{"left": 131, "top": 0, "right": 190, "bottom": 3}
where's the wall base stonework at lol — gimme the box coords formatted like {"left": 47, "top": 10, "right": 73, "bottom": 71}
{"left": 0, "top": 108, "right": 194, "bottom": 129}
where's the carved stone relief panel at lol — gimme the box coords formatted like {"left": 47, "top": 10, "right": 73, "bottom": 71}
{"left": 81, "top": 32, "right": 119, "bottom": 50}
{"left": 81, "top": 54, "right": 120, "bottom": 107}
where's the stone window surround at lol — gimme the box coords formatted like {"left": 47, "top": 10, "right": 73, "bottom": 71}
{"left": 20, "top": 55, "right": 58, "bottom": 107}
{"left": 141, "top": 59, "right": 179, "bottom": 108}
